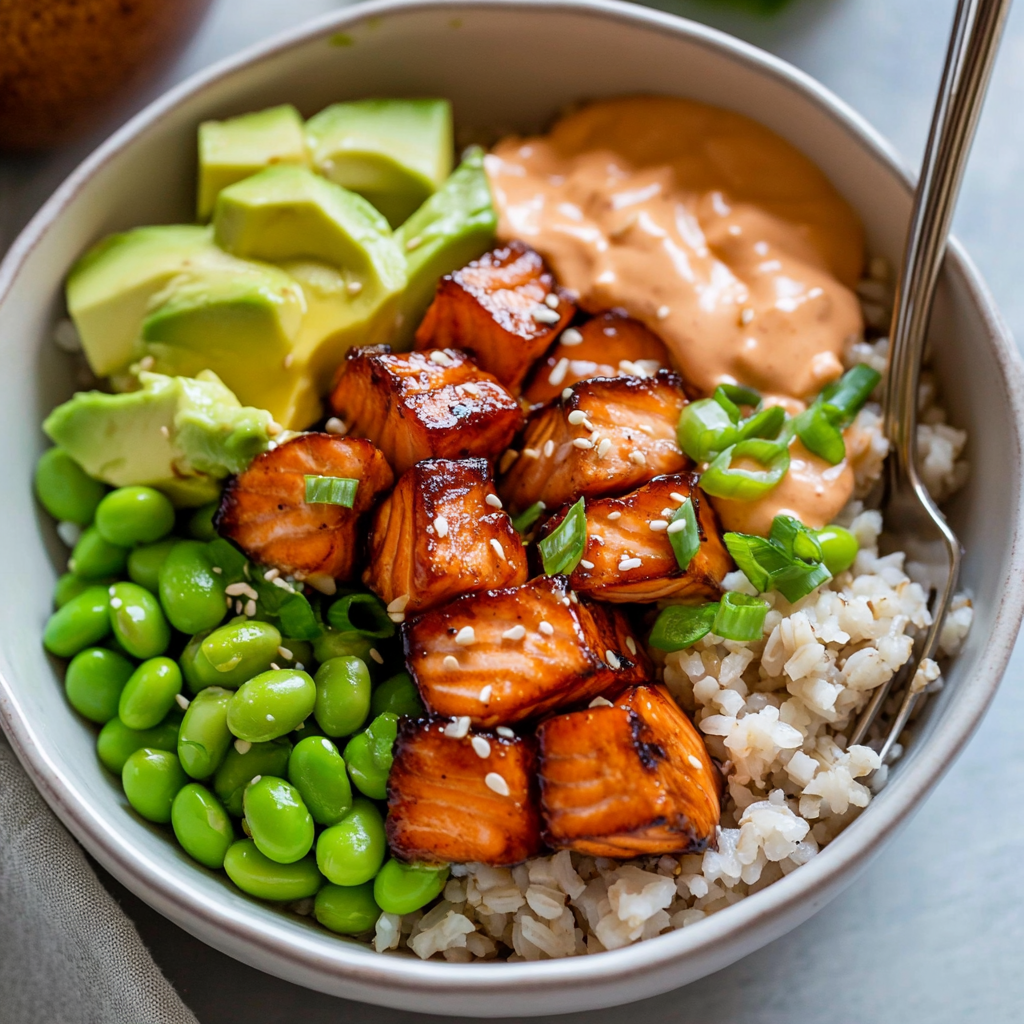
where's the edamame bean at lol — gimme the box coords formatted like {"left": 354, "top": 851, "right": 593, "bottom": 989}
{"left": 223, "top": 839, "right": 323, "bottom": 901}
{"left": 95, "top": 486, "right": 175, "bottom": 546}
{"left": 108, "top": 582, "right": 170, "bottom": 659}
{"left": 243, "top": 776, "right": 314, "bottom": 864}
{"left": 187, "top": 502, "right": 219, "bottom": 542}
{"left": 171, "top": 783, "right": 234, "bottom": 869}
{"left": 178, "top": 686, "right": 233, "bottom": 779}
{"left": 158, "top": 540, "right": 227, "bottom": 634}
{"left": 44, "top": 585, "right": 111, "bottom": 657}
{"left": 127, "top": 538, "right": 178, "bottom": 594}
{"left": 54, "top": 572, "right": 108, "bottom": 609}
{"left": 370, "top": 671, "right": 424, "bottom": 718}
{"left": 122, "top": 747, "right": 187, "bottom": 823}
{"left": 227, "top": 669, "right": 315, "bottom": 743}
{"left": 314, "top": 656, "right": 371, "bottom": 738}
{"left": 34, "top": 448, "right": 105, "bottom": 525}
{"left": 65, "top": 647, "right": 134, "bottom": 723}
{"left": 196, "top": 620, "right": 282, "bottom": 689}
{"left": 373, "top": 860, "right": 449, "bottom": 916}
{"left": 314, "top": 882, "right": 380, "bottom": 935}
{"left": 119, "top": 657, "right": 182, "bottom": 730}
{"left": 214, "top": 737, "right": 293, "bottom": 816}
{"left": 343, "top": 713, "right": 399, "bottom": 801}
{"left": 814, "top": 525, "right": 859, "bottom": 575}
{"left": 312, "top": 630, "right": 376, "bottom": 665}
{"left": 69, "top": 526, "right": 129, "bottom": 580}
{"left": 288, "top": 736, "right": 353, "bottom": 826}
{"left": 97, "top": 715, "right": 179, "bottom": 775}
{"left": 315, "top": 798, "right": 386, "bottom": 886}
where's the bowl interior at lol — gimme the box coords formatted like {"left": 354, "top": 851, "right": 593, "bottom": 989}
{"left": 1, "top": 1, "right": 1020, "bottom": 1015}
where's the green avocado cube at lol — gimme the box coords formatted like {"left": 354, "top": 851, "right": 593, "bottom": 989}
{"left": 197, "top": 104, "right": 309, "bottom": 220}
{"left": 305, "top": 99, "right": 453, "bottom": 228}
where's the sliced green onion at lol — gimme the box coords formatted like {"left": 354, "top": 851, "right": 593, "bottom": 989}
{"left": 205, "top": 537, "right": 248, "bottom": 583}
{"left": 326, "top": 592, "right": 395, "bottom": 638}
{"left": 768, "top": 515, "right": 822, "bottom": 563}
{"left": 699, "top": 440, "right": 790, "bottom": 500}
{"left": 711, "top": 387, "right": 741, "bottom": 423}
{"left": 792, "top": 528, "right": 823, "bottom": 563}
{"left": 737, "top": 405, "right": 786, "bottom": 442}
{"left": 724, "top": 532, "right": 792, "bottom": 591}
{"left": 648, "top": 603, "right": 719, "bottom": 651}
{"left": 716, "top": 383, "right": 762, "bottom": 410}
{"left": 794, "top": 403, "right": 845, "bottom": 465}
{"left": 676, "top": 398, "right": 739, "bottom": 462}
{"left": 820, "top": 364, "right": 881, "bottom": 425}
{"left": 539, "top": 497, "right": 586, "bottom": 576}
{"left": 768, "top": 561, "right": 832, "bottom": 603}
{"left": 305, "top": 475, "right": 359, "bottom": 507}
{"left": 276, "top": 593, "right": 321, "bottom": 640}
{"left": 713, "top": 592, "right": 768, "bottom": 641}
{"left": 512, "top": 501, "right": 546, "bottom": 536}
{"left": 668, "top": 498, "right": 700, "bottom": 571}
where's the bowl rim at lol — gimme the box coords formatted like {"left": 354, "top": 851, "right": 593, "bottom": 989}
{"left": 2, "top": 0, "right": 1024, "bottom": 1004}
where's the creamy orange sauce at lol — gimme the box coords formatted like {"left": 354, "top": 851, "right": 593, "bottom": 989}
{"left": 486, "top": 96, "right": 865, "bottom": 404}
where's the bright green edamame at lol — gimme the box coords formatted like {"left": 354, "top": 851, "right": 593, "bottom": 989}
{"left": 158, "top": 540, "right": 227, "bottom": 634}
{"left": 54, "top": 573, "right": 104, "bottom": 609}
{"left": 127, "top": 539, "right": 178, "bottom": 594}
{"left": 69, "top": 526, "right": 129, "bottom": 580}
{"left": 315, "top": 798, "right": 386, "bottom": 886}
{"left": 814, "top": 525, "right": 859, "bottom": 575}
{"left": 44, "top": 585, "right": 111, "bottom": 657}
{"left": 108, "top": 582, "right": 170, "bottom": 659}
{"left": 97, "top": 716, "right": 179, "bottom": 775}
{"left": 95, "top": 486, "right": 175, "bottom": 546}
{"left": 243, "top": 776, "right": 314, "bottom": 864}
{"left": 178, "top": 686, "right": 233, "bottom": 779}
{"left": 312, "top": 630, "right": 376, "bottom": 665}
{"left": 343, "top": 713, "right": 399, "bottom": 801}
{"left": 227, "top": 669, "right": 315, "bottom": 743}
{"left": 314, "top": 656, "right": 371, "bottom": 737}
{"left": 64, "top": 647, "right": 134, "bottom": 723}
{"left": 370, "top": 671, "right": 424, "bottom": 718}
{"left": 34, "top": 448, "right": 105, "bottom": 525}
{"left": 122, "top": 747, "right": 187, "bottom": 823}
{"left": 118, "top": 657, "right": 181, "bottom": 730}
{"left": 214, "top": 737, "right": 293, "bottom": 816}
{"left": 314, "top": 882, "right": 380, "bottom": 934}
{"left": 171, "top": 783, "right": 234, "bottom": 869}
{"left": 223, "top": 839, "right": 323, "bottom": 901}
{"left": 288, "top": 736, "right": 353, "bottom": 826}
{"left": 373, "top": 860, "right": 449, "bottom": 915}
{"left": 193, "top": 620, "right": 282, "bottom": 690}
{"left": 187, "top": 502, "right": 219, "bottom": 541}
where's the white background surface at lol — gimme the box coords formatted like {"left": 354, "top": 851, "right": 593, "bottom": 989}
{"left": 3, "top": 0, "right": 1023, "bottom": 1020}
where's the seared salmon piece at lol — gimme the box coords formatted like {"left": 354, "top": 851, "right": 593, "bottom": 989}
{"left": 402, "top": 574, "right": 650, "bottom": 727}
{"left": 387, "top": 717, "right": 542, "bottom": 865}
{"left": 414, "top": 241, "right": 575, "bottom": 392}
{"left": 523, "top": 312, "right": 672, "bottom": 406}
{"left": 541, "top": 473, "right": 732, "bottom": 603}
{"left": 498, "top": 371, "right": 689, "bottom": 513}
{"left": 330, "top": 346, "right": 523, "bottom": 475}
{"left": 215, "top": 433, "right": 393, "bottom": 584}
{"left": 538, "top": 684, "right": 721, "bottom": 858}
{"left": 364, "top": 457, "right": 528, "bottom": 615}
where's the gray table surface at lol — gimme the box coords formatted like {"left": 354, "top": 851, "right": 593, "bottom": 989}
{"left": 4, "top": 0, "right": 1024, "bottom": 1020}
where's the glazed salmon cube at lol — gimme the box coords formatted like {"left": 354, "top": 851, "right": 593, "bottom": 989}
{"left": 364, "top": 457, "right": 528, "bottom": 616}
{"left": 498, "top": 371, "right": 689, "bottom": 513}
{"left": 541, "top": 473, "right": 732, "bottom": 603}
{"left": 523, "top": 311, "right": 672, "bottom": 406}
{"left": 414, "top": 241, "right": 575, "bottom": 392}
{"left": 402, "top": 574, "right": 650, "bottom": 727}
{"left": 329, "top": 346, "right": 524, "bottom": 475}
{"left": 387, "top": 717, "right": 542, "bottom": 865}
{"left": 538, "top": 684, "right": 721, "bottom": 858}
{"left": 215, "top": 433, "right": 393, "bottom": 584}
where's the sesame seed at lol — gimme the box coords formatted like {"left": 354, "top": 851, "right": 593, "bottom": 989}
{"left": 283, "top": 353, "right": 294, "bottom": 369}
{"left": 267, "top": 421, "right": 283, "bottom": 436}
{"left": 347, "top": 280, "right": 363, "bottom": 295}
{"left": 295, "top": 721, "right": 305, "bottom": 730}
{"left": 649, "top": 520, "right": 669, "bottom": 532}
{"left": 496, "top": 726, "right": 515, "bottom": 739}
{"left": 324, "top": 417, "right": 348, "bottom": 435}
{"left": 548, "top": 357, "right": 570, "bottom": 386}
{"left": 562, "top": 387, "right": 574, "bottom": 400}
{"left": 538, "top": 621, "right": 554, "bottom": 636}
{"left": 485, "top": 493, "right": 503, "bottom": 509}
{"left": 225, "top": 582, "right": 259, "bottom": 600}
{"left": 461, "top": 382, "right": 481, "bottom": 397}
{"left": 138, "top": 355, "right": 155, "bottom": 371}
{"left": 688, "top": 755, "right": 704, "bottom": 770}
{"left": 159, "top": 425, "right": 170, "bottom": 438}
{"left": 433, "top": 515, "right": 449, "bottom": 538}
{"left": 502, "top": 625, "right": 526, "bottom": 641}
{"left": 250, "top": 776, "right": 262, "bottom": 785}
{"left": 443, "top": 655, "right": 460, "bottom": 670}
{"left": 369, "top": 648, "right": 384, "bottom": 665}
{"left": 569, "top": 590, "right": 579, "bottom": 604}
{"left": 244, "top": 600, "right": 257, "bottom": 617}
{"left": 444, "top": 716, "right": 472, "bottom": 739}
{"left": 455, "top": 626, "right": 476, "bottom": 646}
{"left": 626, "top": 636, "right": 637, "bottom": 655}
{"left": 579, "top": 559, "right": 595, "bottom": 570}
{"left": 657, "top": 305, "right": 670, "bottom": 320}
{"left": 479, "top": 685, "right": 493, "bottom": 704}
{"left": 543, "top": 439, "right": 555, "bottom": 458}
{"left": 387, "top": 594, "right": 411, "bottom": 613}
{"left": 607, "top": 510, "right": 622, "bottom": 521}
{"left": 270, "top": 662, "right": 281, "bottom": 671}
{"left": 618, "top": 557, "right": 643, "bottom": 571}
{"left": 592, "top": 438, "right": 610, "bottom": 459}
{"left": 740, "top": 307, "right": 755, "bottom": 325}
{"left": 263, "top": 568, "right": 280, "bottom": 581}
{"left": 272, "top": 577, "right": 296, "bottom": 592}
{"left": 472, "top": 736, "right": 492, "bottom": 758}
{"left": 429, "top": 349, "right": 455, "bottom": 366}
{"left": 591, "top": 534, "right": 603, "bottom": 544}
{"left": 582, "top": 417, "right": 595, "bottom": 431}
{"left": 388, "top": 612, "right": 406, "bottom": 624}
{"left": 522, "top": 447, "right": 540, "bottom": 459}
{"left": 235, "top": 600, "right": 243, "bottom": 614}
{"left": 605, "top": 650, "right": 622, "bottom": 669}
{"left": 589, "top": 696, "right": 614, "bottom": 708}
{"left": 490, "top": 539, "right": 506, "bottom": 560}
{"left": 110, "top": 597, "right": 123, "bottom": 609}
{"left": 628, "top": 450, "right": 647, "bottom": 466}
{"left": 560, "top": 327, "right": 583, "bottom": 347}
{"left": 175, "top": 694, "right": 190, "bottom": 711}
{"left": 532, "top": 306, "right": 561, "bottom": 324}
{"left": 670, "top": 492, "right": 687, "bottom": 504}
{"left": 278, "top": 646, "right": 293, "bottom": 660}
{"left": 567, "top": 410, "right": 587, "bottom": 425}
{"left": 234, "top": 739, "right": 252, "bottom": 755}
{"left": 499, "top": 449, "right": 519, "bottom": 473}
{"left": 572, "top": 438, "right": 594, "bottom": 450}
{"left": 56, "top": 521, "right": 81, "bottom": 547}
{"left": 212, "top": 566, "right": 223, "bottom": 574}
{"left": 404, "top": 236, "right": 423, "bottom": 252}
{"left": 485, "top": 773, "right": 510, "bottom": 796}
{"left": 667, "top": 519, "right": 688, "bottom": 535}
{"left": 544, "top": 293, "right": 560, "bottom": 309}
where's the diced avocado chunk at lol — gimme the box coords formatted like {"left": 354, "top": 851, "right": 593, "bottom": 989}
{"left": 66, "top": 225, "right": 218, "bottom": 378}
{"left": 197, "top": 104, "right": 309, "bottom": 220}
{"left": 305, "top": 99, "right": 453, "bottom": 228}
{"left": 393, "top": 146, "right": 496, "bottom": 347}
{"left": 43, "top": 371, "right": 273, "bottom": 506}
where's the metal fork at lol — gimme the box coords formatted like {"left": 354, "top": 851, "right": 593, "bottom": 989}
{"left": 848, "top": 0, "right": 1012, "bottom": 759}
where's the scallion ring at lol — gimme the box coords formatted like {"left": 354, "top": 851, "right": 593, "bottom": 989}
{"left": 712, "top": 592, "right": 768, "bottom": 641}
{"left": 648, "top": 602, "right": 719, "bottom": 651}
{"left": 699, "top": 440, "right": 790, "bottom": 500}
{"left": 668, "top": 498, "right": 700, "bottom": 571}
{"left": 820, "top": 364, "right": 881, "bottom": 425}
{"left": 737, "top": 404, "right": 786, "bottom": 442}
{"left": 676, "top": 398, "right": 738, "bottom": 463}
{"left": 723, "top": 532, "right": 792, "bottom": 592}
{"left": 794, "top": 403, "right": 845, "bottom": 465}
{"left": 326, "top": 592, "right": 395, "bottom": 639}
{"left": 538, "top": 497, "right": 586, "bottom": 576}
{"left": 305, "top": 475, "right": 359, "bottom": 507}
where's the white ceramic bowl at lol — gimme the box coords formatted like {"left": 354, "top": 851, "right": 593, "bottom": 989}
{"left": 2, "top": 0, "right": 1022, "bottom": 1015}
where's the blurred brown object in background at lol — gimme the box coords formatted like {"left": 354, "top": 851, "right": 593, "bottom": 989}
{"left": 0, "top": 0, "right": 215, "bottom": 152}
